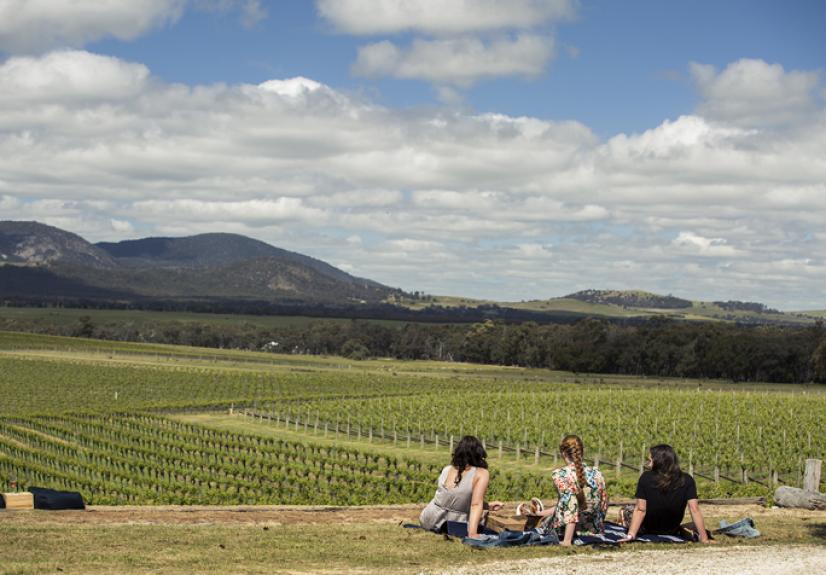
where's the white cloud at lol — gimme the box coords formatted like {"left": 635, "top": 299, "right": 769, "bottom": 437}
{"left": 110, "top": 219, "right": 134, "bottom": 233}
{"left": 0, "top": 50, "right": 149, "bottom": 103}
{"left": 0, "top": 0, "right": 185, "bottom": 54}
{"left": 316, "top": 0, "right": 574, "bottom": 35}
{"left": 131, "top": 199, "right": 326, "bottom": 224}
{"left": 353, "top": 34, "right": 553, "bottom": 86}
{"left": 671, "top": 232, "right": 743, "bottom": 258}
{"left": 1, "top": 53, "right": 825, "bottom": 308}
{"left": 691, "top": 59, "right": 821, "bottom": 128}
{"left": 515, "top": 243, "right": 552, "bottom": 258}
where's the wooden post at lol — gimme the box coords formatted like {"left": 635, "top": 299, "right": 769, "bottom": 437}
{"left": 498, "top": 440, "right": 503, "bottom": 460}
{"left": 804, "top": 459, "right": 822, "bottom": 492}
{"left": 515, "top": 444, "right": 521, "bottom": 461}
{"left": 449, "top": 435, "right": 454, "bottom": 453}
{"left": 435, "top": 433, "right": 439, "bottom": 449}
{"left": 616, "top": 441, "right": 623, "bottom": 479}
{"left": 594, "top": 452, "right": 600, "bottom": 470}
{"left": 639, "top": 443, "right": 646, "bottom": 474}
{"left": 420, "top": 434, "right": 425, "bottom": 449}
{"left": 534, "top": 445, "right": 540, "bottom": 466}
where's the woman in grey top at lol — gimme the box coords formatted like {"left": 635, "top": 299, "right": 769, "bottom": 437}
{"left": 419, "top": 436, "right": 503, "bottom": 537}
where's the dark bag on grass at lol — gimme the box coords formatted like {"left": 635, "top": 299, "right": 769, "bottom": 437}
{"left": 29, "top": 487, "right": 85, "bottom": 510}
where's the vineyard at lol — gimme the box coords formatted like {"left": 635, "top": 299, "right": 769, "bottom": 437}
{"left": 0, "top": 413, "right": 547, "bottom": 505}
{"left": 1, "top": 330, "right": 824, "bottom": 504}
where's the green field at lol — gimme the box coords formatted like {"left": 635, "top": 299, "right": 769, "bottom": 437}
{"left": 0, "top": 305, "right": 410, "bottom": 329}
{"left": 1, "top": 331, "right": 824, "bottom": 506}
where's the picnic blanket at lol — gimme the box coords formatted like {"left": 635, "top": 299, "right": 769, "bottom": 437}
{"left": 463, "top": 522, "right": 694, "bottom": 548}
{"left": 408, "top": 517, "right": 757, "bottom": 548}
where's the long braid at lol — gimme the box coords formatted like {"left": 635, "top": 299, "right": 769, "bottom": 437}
{"left": 571, "top": 443, "right": 587, "bottom": 509}
{"left": 560, "top": 435, "right": 587, "bottom": 509}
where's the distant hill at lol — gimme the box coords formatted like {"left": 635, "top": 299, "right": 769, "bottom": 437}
{"left": 0, "top": 221, "right": 398, "bottom": 304}
{"left": 565, "top": 289, "right": 693, "bottom": 309}
{"left": 0, "top": 221, "right": 115, "bottom": 269}
{"left": 1, "top": 221, "right": 821, "bottom": 325}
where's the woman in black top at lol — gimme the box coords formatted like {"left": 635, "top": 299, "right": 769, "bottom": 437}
{"left": 622, "top": 444, "right": 712, "bottom": 543}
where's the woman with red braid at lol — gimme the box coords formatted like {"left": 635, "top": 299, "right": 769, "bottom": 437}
{"left": 535, "top": 435, "right": 608, "bottom": 545}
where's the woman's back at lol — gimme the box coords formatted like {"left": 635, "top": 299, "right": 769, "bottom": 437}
{"left": 550, "top": 464, "right": 608, "bottom": 534}
{"left": 419, "top": 465, "right": 477, "bottom": 531}
{"left": 635, "top": 470, "right": 697, "bottom": 535}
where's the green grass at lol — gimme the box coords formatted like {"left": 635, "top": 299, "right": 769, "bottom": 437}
{"left": 0, "top": 305, "right": 410, "bottom": 329}
{"left": 0, "top": 508, "right": 823, "bottom": 575}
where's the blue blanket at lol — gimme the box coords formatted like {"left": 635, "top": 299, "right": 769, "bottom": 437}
{"left": 462, "top": 522, "right": 692, "bottom": 548}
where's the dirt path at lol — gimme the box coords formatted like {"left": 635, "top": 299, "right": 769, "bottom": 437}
{"left": 2, "top": 502, "right": 822, "bottom": 527}
{"left": 0, "top": 503, "right": 424, "bottom": 525}
{"left": 436, "top": 545, "right": 826, "bottom": 575}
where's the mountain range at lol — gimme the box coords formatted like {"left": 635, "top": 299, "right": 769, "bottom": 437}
{"left": 0, "top": 221, "right": 398, "bottom": 304}
{"left": 0, "top": 220, "right": 822, "bottom": 325}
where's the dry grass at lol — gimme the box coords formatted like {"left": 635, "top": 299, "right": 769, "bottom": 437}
{"left": 1, "top": 504, "right": 823, "bottom": 575}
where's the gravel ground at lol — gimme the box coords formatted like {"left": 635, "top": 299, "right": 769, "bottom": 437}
{"left": 434, "top": 545, "right": 826, "bottom": 575}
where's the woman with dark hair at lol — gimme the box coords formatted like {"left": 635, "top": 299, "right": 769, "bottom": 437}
{"left": 535, "top": 434, "right": 608, "bottom": 545}
{"left": 419, "top": 436, "right": 503, "bottom": 537}
{"left": 621, "top": 444, "right": 712, "bottom": 543}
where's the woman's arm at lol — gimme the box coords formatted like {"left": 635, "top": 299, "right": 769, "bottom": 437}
{"left": 622, "top": 498, "right": 647, "bottom": 541}
{"left": 466, "top": 469, "right": 490, "bottom": 537}
{"left": 687, "top": 499, "right": 713, "bottom": 543}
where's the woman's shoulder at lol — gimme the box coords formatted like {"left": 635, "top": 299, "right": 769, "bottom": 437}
{"left": 472, "top": 466, "right": 489, "bottom": 478}
{"left": 586, "top": 466, "right": 605, "bottom": 479}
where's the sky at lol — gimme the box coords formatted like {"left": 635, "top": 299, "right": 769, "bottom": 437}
{"left": 1, "top": 1, "right": 825, "bottom": 310}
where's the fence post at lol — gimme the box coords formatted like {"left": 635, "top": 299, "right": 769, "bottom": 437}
{"left": 449, "top": 435, "right": 454, "bottom": 454}
{"left": 616, "top": 441, "right": 623, "bottom": 479}
{"left": 639, "top": 443, "right": 646, "bottom": 474}
{"left": 534, "top": 445, "right": 540, "bottom": 466}
{"left": 804, "top": 459, "right": 822, "bottom": 492}
{"left": 498, "top": 440, "right": 503, "bottom": 460}
{"left": 515, "top": 444, "right": 521, "bottom": 461}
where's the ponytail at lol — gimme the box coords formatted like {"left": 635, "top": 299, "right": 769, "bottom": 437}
{"left": 560, "top": 435, "right": 587, "bottom": 509}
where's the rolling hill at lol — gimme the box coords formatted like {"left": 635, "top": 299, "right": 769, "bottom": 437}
{"left": 0, "top": 221, "right": 399, "bottom": 304}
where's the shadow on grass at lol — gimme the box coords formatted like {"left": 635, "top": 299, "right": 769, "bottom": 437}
{"left": 807, "top": 523, "right": 826, "bottom": 543}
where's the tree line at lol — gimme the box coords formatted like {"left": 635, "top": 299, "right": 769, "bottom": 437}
{"left": 3, "top": 311, "right": 825, "bottom": 384}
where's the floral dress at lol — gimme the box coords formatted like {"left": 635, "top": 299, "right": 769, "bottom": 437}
{"left": 548, "top": 464, "right": 608, "bottom": 535}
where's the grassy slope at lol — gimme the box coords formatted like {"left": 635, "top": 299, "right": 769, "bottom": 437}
{"left": 393, "top": 294, "right": 823, "bottom": 325}
{"left": 1, "top": 507, "right": 823, "bottom": 575}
